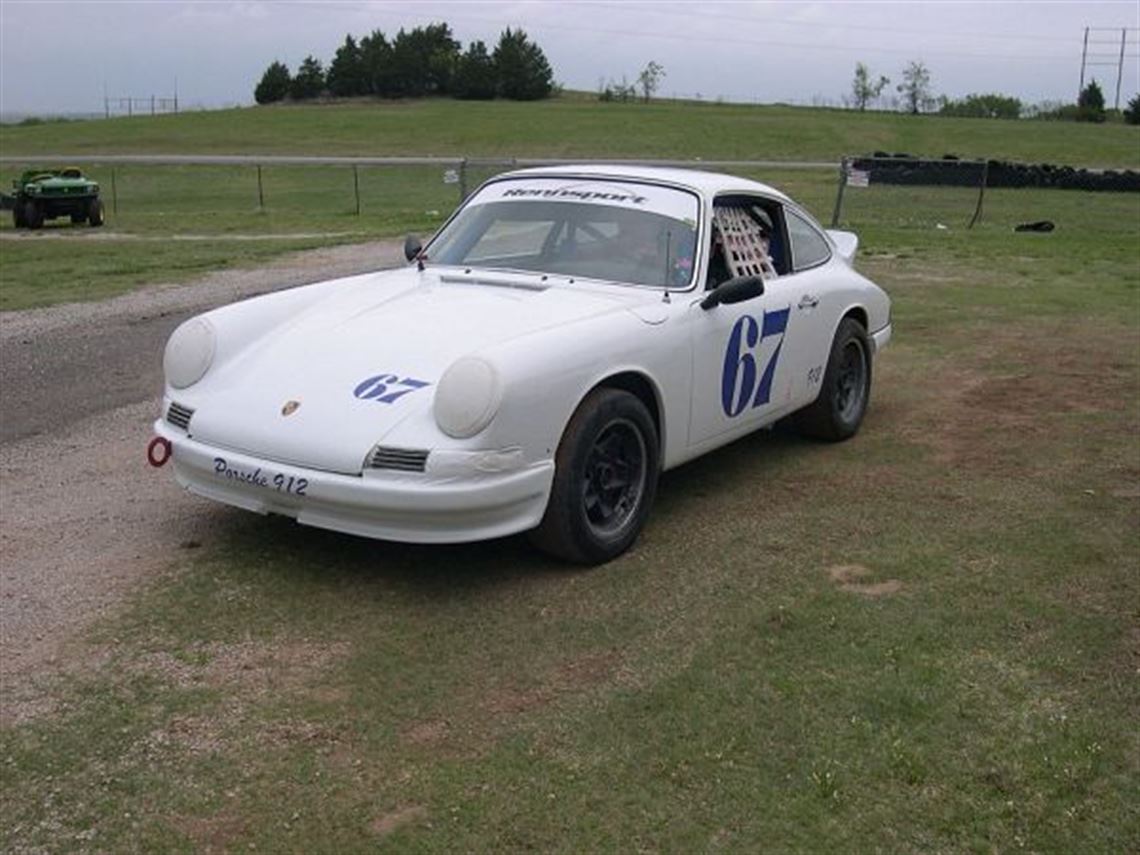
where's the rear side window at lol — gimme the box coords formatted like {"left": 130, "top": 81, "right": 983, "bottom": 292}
{"left": 786, "top": 209, "right": 831, "bottom": 271}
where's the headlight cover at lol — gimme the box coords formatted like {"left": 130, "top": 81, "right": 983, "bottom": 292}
{"left": 164, "top": 317, "right": 216, "bottom": 389}
{"left": 433, "top": 356, "right": 502, "bottom": 438}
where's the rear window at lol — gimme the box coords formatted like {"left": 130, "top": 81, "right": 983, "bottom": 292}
{"left": 786, "top": 209, "right": 831, "bottom": 271}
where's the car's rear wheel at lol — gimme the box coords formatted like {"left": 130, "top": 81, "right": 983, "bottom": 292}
{"left": 530, "top": 388, "right": 659, "bottom": 565}
{"left": 88, "top": 198, "right": 105, "bottom": 227}
{"left": 24, "top": 201, "right": 43, "bottom": 230}
{"left": 12, "top": 203, "right": 26, "bottom": 228}
{"left": 793, "top": 316, "right": 872, "bottom": 441}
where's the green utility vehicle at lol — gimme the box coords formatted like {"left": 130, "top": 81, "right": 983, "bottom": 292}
{"left": 9, "top": 167, "right": 105, "bottom": 229}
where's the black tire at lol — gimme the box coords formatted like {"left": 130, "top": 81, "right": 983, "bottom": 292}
{"left": 529, "top": 388, "right": 660, "bottom": 565}
{"left": 12, "top": 203, "right": 26, "bottom": 228}
{"left": 87, "top": 198, "right": 105, "bottom": 227}
{"left": 793, "top": 316, "right": 872, "bottom": 442}
{"left": 24, "top": 201, "right": 43, "bottom": 230}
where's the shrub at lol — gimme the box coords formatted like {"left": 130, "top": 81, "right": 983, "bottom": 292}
{"left": 254, "top": 61, "right": 291, "bottom": 105}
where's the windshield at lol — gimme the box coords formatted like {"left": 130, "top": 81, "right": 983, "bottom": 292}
{"left": 427, "top": 177, "right": 700, "bottom": 288}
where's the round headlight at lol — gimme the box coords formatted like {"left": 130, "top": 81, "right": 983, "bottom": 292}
{"left": 164, "top": 317, "right": 216, "bottom": 389}
{"left": 433, "top": 357, "right": 502, "bottom": 439}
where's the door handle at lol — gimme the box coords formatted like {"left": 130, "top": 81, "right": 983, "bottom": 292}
{"left": 798, "top": 294, "right": 819, "bottom": 309}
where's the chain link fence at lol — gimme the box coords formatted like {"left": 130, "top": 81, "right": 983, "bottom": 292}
{"left": 2, "top": 155, "right": 1135, "bottom": 238}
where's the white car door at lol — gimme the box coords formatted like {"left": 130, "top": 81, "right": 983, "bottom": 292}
{"left": 686, "top": 284, "right": 799, "bottom": 449}
{"left": 686, "top": 197, "right": 823, "bottom": 450}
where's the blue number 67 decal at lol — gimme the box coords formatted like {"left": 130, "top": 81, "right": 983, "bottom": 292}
{"left": 354, "top": 373, "right": 431, "bottom": 404}
{"left": 720, "top": 308, "right": 790, "bottom": 417}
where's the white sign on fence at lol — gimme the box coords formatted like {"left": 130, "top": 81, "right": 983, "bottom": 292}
{"left": 846, "top": 169, "right": 870, "bottom": 188}
{"left": 442, "top": 169, "right": 460, "bottom": 185}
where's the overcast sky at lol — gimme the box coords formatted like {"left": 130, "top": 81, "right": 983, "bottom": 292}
{"left": 1, "top": 0, "right": 1138, "bottom": 115}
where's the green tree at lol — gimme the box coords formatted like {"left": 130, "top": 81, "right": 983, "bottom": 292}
{"left": 637, "top": 61, "right": 666, "bottom": 103}
{"left": 1077, "top": 80, "right": 1106, "bottom": 123}
{"left": 1124, "top": 93, "right": 1140, "bottom": 125}
{"left": 453, "top": 40, "right": 497, "bottom": 100}
{"left": 253, "top": 60, "right": 291, "bottom": 105}
{"left": 326, "top": 35, "right": 366, "bottom": 97}
{"left": 852, "top": 62, "right": 889, "bottom": 111}
{"left": 360, "top": 30, "right": 394, "bottom": 96}
{"left": 493, "top": 28, "right": 554, "bottom": 100}
{"left": 897, "top": 60, "right": 933, "bottom": 114}
{"left": 290, "top": 55, "right": 325, "bottom": 100}
{"left": 388, "top": 24, "right": 460, "bottom": 97}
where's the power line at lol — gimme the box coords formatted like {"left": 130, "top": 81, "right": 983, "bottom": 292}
{"left": 473, "top": 1, "right": 1133, "bottom": 46}
{"left": 437, "top": 8, "right": 1097, "bottom": 62}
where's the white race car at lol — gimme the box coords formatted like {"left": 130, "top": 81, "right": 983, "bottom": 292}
{"left": 152, "top": 166, "right": 891, "bottom": 564}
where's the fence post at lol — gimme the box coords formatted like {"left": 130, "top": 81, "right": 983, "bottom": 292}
{"left": 968, "top": 159, "right": 989, "bottom": 229}
{"left": 830, "top": 156, "right": 848, "bottom": 227}
{"left": 353, "top": 164, "right": 361, "bottom": 215}
{"left": 458, "top": 158, "right": 468, "bottom": 205}
{"left": 256, "top": 165, "right": 264, "bottom": 211}
{"left": 110, "top": 168, "right": 118, "bottom": 214}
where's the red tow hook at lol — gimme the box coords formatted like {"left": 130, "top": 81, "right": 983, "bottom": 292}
{"left": 147, "top": 436, "right": 173, "bottom": 468}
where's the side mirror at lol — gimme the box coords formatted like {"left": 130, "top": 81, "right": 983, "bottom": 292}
{"left": 700, "top": 275, "right": 765, "bottom": 310}
{"left": 404, "top": 234, "right": 423, "bottom": 263}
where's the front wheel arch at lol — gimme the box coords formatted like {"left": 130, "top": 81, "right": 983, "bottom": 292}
{"left": 591, "top": 371, "right": 664, "bottom": 466}
{"left": 529, "top": 386, "right": 661, "bottom": 565}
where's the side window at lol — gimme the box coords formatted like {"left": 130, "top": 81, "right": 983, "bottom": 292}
{"left": 786, "top": 209, "right": 831, "bottom": 271}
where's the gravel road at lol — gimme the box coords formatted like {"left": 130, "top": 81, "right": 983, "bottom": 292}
{"left": 0, "top": 239, "right": 403, "bottom": 721}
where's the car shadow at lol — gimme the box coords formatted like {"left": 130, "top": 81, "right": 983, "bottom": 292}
{"left": 190, "top": 426, "right": 824, "bottom": 597}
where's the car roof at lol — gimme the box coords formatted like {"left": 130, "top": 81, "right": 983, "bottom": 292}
{"left": 495, "top": 164, "right": 792, "bottom": 203}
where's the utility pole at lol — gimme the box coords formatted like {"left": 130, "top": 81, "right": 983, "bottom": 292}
{"left": 1080, "top": 26, "right": 1138, "bottom": 108}
{"left": 1115, "top": 28, "right": 1127, "bottom": 111}
{"left": 1079, "top": 27, "right": 1089, "bottom": 98}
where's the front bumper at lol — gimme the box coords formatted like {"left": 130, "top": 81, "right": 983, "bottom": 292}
{"left": 870, "top": 322, "right": 892, "bottom": 354}
{"left": 154, "top": 420, "right": 555, "bottom": 544}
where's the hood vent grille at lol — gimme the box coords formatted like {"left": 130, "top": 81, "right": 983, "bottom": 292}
{"left": 366, "top": 446, "right": 429, "bottom": 472}
{"left": 166, "top": 401, "right": 194, "bottom": 431}
{"left": 438, "top": 274, "right": 548, "bottom": 292}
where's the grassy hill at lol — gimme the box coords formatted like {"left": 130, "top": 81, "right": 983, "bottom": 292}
{"left": 3, "top": 97, "right": 1138, "bottom": 167}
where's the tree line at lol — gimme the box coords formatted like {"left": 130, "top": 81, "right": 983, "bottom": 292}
{"left": 852, "top": 60, "right": 1140, "bottom": 124}
{"left": 254, "top": 24, "right": 554, "bottom": 104}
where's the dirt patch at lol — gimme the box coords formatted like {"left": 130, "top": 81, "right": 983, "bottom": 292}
{"left": 404, "top": 719, "right": 451, "bottom": 746}
{"left": 827, "top": 564, "right": 904, "bottom": 597}
{"left": 482, "top": 650, "right": 622, "bottom": 717}
{"left": 885, "top": 321, "right": 1136, "bottom": 477}
{"left": 370, "top": 805, "right": 427, "bottom": 838}
{"left": 137, "top": 638, "right": 350, "bottom": 697}
{"left": 171, "top": 813, "right": 247, "bottom": 853}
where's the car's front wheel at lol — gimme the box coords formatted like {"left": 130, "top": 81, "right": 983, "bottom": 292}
{"left": 23, "top": 201, "right": 43, "bottom": 230}
{"left": 88, "top": 198, "right": 105, "bottom": 227}
{"left": 530, "top": 388, "right": 659, "bottom": 565}
{"left": 793, "top": 316, "right": 872, "bottom": 441}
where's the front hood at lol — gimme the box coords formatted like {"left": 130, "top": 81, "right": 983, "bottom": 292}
{"left": 187, "top": 268, "right": 650, "bottom": 473}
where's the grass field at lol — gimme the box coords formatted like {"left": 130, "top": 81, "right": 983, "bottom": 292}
{"left": 3, "top": 97, "right": 1140, "bottom": 166}
{"left": 2, "top": 98, "right": 1138, "bottom": 850}
{"left": 2, "top": 97, "right": 1137, "bottom": 311}
{"left": 2, "top": 174, "right": 1138, "bottom": 850}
